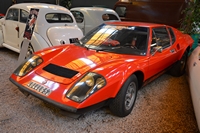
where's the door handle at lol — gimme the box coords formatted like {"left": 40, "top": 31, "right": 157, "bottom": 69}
{"left": 170, "top": 49, "right": 175, "bottom": 53}
{"left": 15, "top": 26, "right": 19, "bottom": 38}
{"left": 15, "top": 26, "right": 19, "bottom": 32}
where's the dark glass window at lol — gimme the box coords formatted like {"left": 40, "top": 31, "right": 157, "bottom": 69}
{"left": 115, "top": 6, "right": 126, "bottom": 17}
{"left": 79, "top": 24, "right": 149, "bottom": 55}
{"left": 150, "top": 31, "right": 157, "bottom": 53}
{"left": 102, "top": 14, "right": 119, "bottom": 21}
{"left": 6, "top": 8, "right": 18, "bottom": 21}
{"left": 153, "top": 27, "right": 170, "bottom": 49}
{"left": 71, "top": 11, "right": 84, "bottom": 23}
{"left": 45, "top": 13, "right": 73, "bottom": 23}
{"left": 20, "top": 9, "right": 28, "bottom": 23}
{"left": 168, "top": 27, "right": 176, "bottom": 44}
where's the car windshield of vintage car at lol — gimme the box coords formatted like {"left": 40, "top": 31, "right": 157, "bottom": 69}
{"left": 79, "top": 24, "right": 149, "bottom": 55}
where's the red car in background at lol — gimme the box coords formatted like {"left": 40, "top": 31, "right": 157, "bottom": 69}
{"left": 10, "top": 22, "right": 193, "bottom": 117}
{"left": 113, "top": 0, "right": 188, "bottom": 28}
{"left": 0, "top": 13, "right": 4, "bottom": 19}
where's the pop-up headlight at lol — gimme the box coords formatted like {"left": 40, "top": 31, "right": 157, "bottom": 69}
{"left": 66, "top": 72, "right": 106, "bottom": 102}
{"left": 14, "top": 55, "right": 43, "bottom": 77}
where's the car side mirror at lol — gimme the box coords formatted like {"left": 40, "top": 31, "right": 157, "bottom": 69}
{"left": 151, "top": 46, "right": 163, "bottom": 56}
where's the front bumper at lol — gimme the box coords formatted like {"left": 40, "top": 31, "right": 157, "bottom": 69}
{"left": 9, "top": 77, "right": 107, "bottom": 116}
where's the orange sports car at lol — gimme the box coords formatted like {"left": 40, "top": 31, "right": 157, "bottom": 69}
{"left": 9, "top": 22, "right": 193, "bottom": 117}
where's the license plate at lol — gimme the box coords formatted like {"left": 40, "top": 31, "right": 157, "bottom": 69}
{"left": 27, "top": 81, "right": 52, "bottom": 96}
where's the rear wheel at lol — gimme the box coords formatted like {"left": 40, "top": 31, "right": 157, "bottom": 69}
{"left": 109, "top": 74, "right": 138, "bottom": 117}
{"left": 26, "top": 44, "right": 34, "bottom": 58}
{"left": 169, "top": 50, "right": 188, "bottom": 77}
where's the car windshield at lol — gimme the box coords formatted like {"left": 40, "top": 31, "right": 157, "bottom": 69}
{"left": 78, "top": 24, "right": 149, "bottom": 55}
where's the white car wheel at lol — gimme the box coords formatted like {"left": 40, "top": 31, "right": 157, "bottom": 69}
{"left": 26, "top": 44, "right": 34, "bottom": 58}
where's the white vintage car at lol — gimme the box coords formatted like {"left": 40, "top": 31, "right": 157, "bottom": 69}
{"left": 70, "top": 7, "right": 121, "bottom": 35}
{"left": 187, "top": 44, "right": 200, "bottom": 130}
{"left": 0, "top": 3, "right": 83, "bottom": 56}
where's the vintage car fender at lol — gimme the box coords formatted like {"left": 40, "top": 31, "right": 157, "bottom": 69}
{"left": 187, "top": 45, "right": 200, "bottom": 130}
{"left": 30, "top": 26, "right": 83, "bottom": 52}
{"left": 30, "top": 32, "right": 52, "bottom": 52}
{"left": 13, "top": 30, "right": 49, "bottom": 53}
{"left": 47, "top": 26, "right": 83, "bottom": 45}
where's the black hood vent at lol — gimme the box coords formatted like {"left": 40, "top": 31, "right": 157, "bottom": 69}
{"left": 43, "top": 63, "right": 79, "bottom": 78}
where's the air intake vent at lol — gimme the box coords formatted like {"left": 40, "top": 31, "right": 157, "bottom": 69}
{"left": 43, "top": 63, "right": 78, "bottom": 78}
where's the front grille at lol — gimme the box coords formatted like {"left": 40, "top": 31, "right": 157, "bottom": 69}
{"left": 43, "top": 63, "right": 79, "bottom": 78}
{"left": 27, "top": 81, "right": 51, "bottom": 96}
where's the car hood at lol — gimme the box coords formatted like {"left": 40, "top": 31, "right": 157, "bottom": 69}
{"left": 35, "top": 45, "right": 130, "bottom": 84}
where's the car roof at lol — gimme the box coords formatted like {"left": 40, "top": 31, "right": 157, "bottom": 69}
{"left": 71, "top": 7, "right": 116, "bottom": 13}
{"left": 105, "top": 21, "right": 168, "bottom": 28}
{"left": 8, "top": 3, "right": 77, "bottom": 37}
{"left": 10, "top": 3, "right": 69, "bottom": 12}
{"left": 70, "top": 7, "right": 120, "bottom": 22}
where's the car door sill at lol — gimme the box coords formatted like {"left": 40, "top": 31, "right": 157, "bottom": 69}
{"left": 2, "top": 43, "right": 20, "bottom": 53}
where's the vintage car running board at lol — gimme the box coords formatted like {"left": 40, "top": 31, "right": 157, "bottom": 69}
{"left": 2, "top": 43, "right": 20, "bottom": 53}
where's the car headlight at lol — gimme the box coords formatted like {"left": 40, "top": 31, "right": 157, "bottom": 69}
{"left": 66, "top": 72, "right": 106, "bottom": 102}
{"left": 14, "top": 55, "right": 43, "bottom": 77}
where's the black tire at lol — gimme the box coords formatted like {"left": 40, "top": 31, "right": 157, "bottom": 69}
{"left": 169, "top": 50, "right": 188, "bottom": 77}
{"left": 109, "top": 74, "right": 138, "bottom": 117}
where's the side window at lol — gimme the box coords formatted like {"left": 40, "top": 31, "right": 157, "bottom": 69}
{"left": 71, "top": 11, "right": 84, "bottom": 23}
{"left": 102, "top": 14, "right": 119, "bottom": 21}
{"left": 20, "top": 9, "right": 29, "bottom": 23}
{"left": 6, "top": 9, "right": 19, "bottom": 21}
{"left": 60, "top": 14, "right": 73, "bottom": 22}
{"left": 45, "top": 13, "right": 73, "bottom": 23}
{"left": 153, "top": 27, "right": 170, "bottom": 49}
{"left": 168, "top": 27, "right": 176, "bottom": 44}
{"left": 115, "top": 6, "right": 126, "bottom": 17}
{"left": 150, "top": 31, "right": 157, "bottom": 53}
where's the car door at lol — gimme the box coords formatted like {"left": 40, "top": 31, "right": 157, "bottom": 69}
{"left": 147, "top": 27, "right": 177, "bottom": 78}
{"left": 2, "top": 8, "right": 20, "bottom": 49}
{"left": 71, "top": 10, "right": 85, "bottom": 34}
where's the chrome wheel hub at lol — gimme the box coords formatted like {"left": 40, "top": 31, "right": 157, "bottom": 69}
{"left": 125, "top": 82, "right": 136, "bottom": 110}
{"left": 26, "top": 45, "right": 34, "bottom": 58}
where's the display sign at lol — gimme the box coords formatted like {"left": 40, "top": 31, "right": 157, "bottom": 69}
{"left": 23, "top": 8, "right": 39, "bottom": 40}
{"left": 16, "top": 8, "right": 39, "bottom": 68}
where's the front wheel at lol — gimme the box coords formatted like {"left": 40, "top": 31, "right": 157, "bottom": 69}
{"left": 109, "top": 74, "right": 138, "bottom": 117}
{"left": 169, "top": 50, "right": 188, "bottom": 77}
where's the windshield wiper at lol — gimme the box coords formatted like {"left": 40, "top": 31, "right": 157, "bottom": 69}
{"left": 96, "top": 47, "right": 120, "bottom": 52}
{"left": 74, "top": 41, "right": 89, "bottom": 50}
{"left": 96, "top": 49, "right": 108, "bottom": 52}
